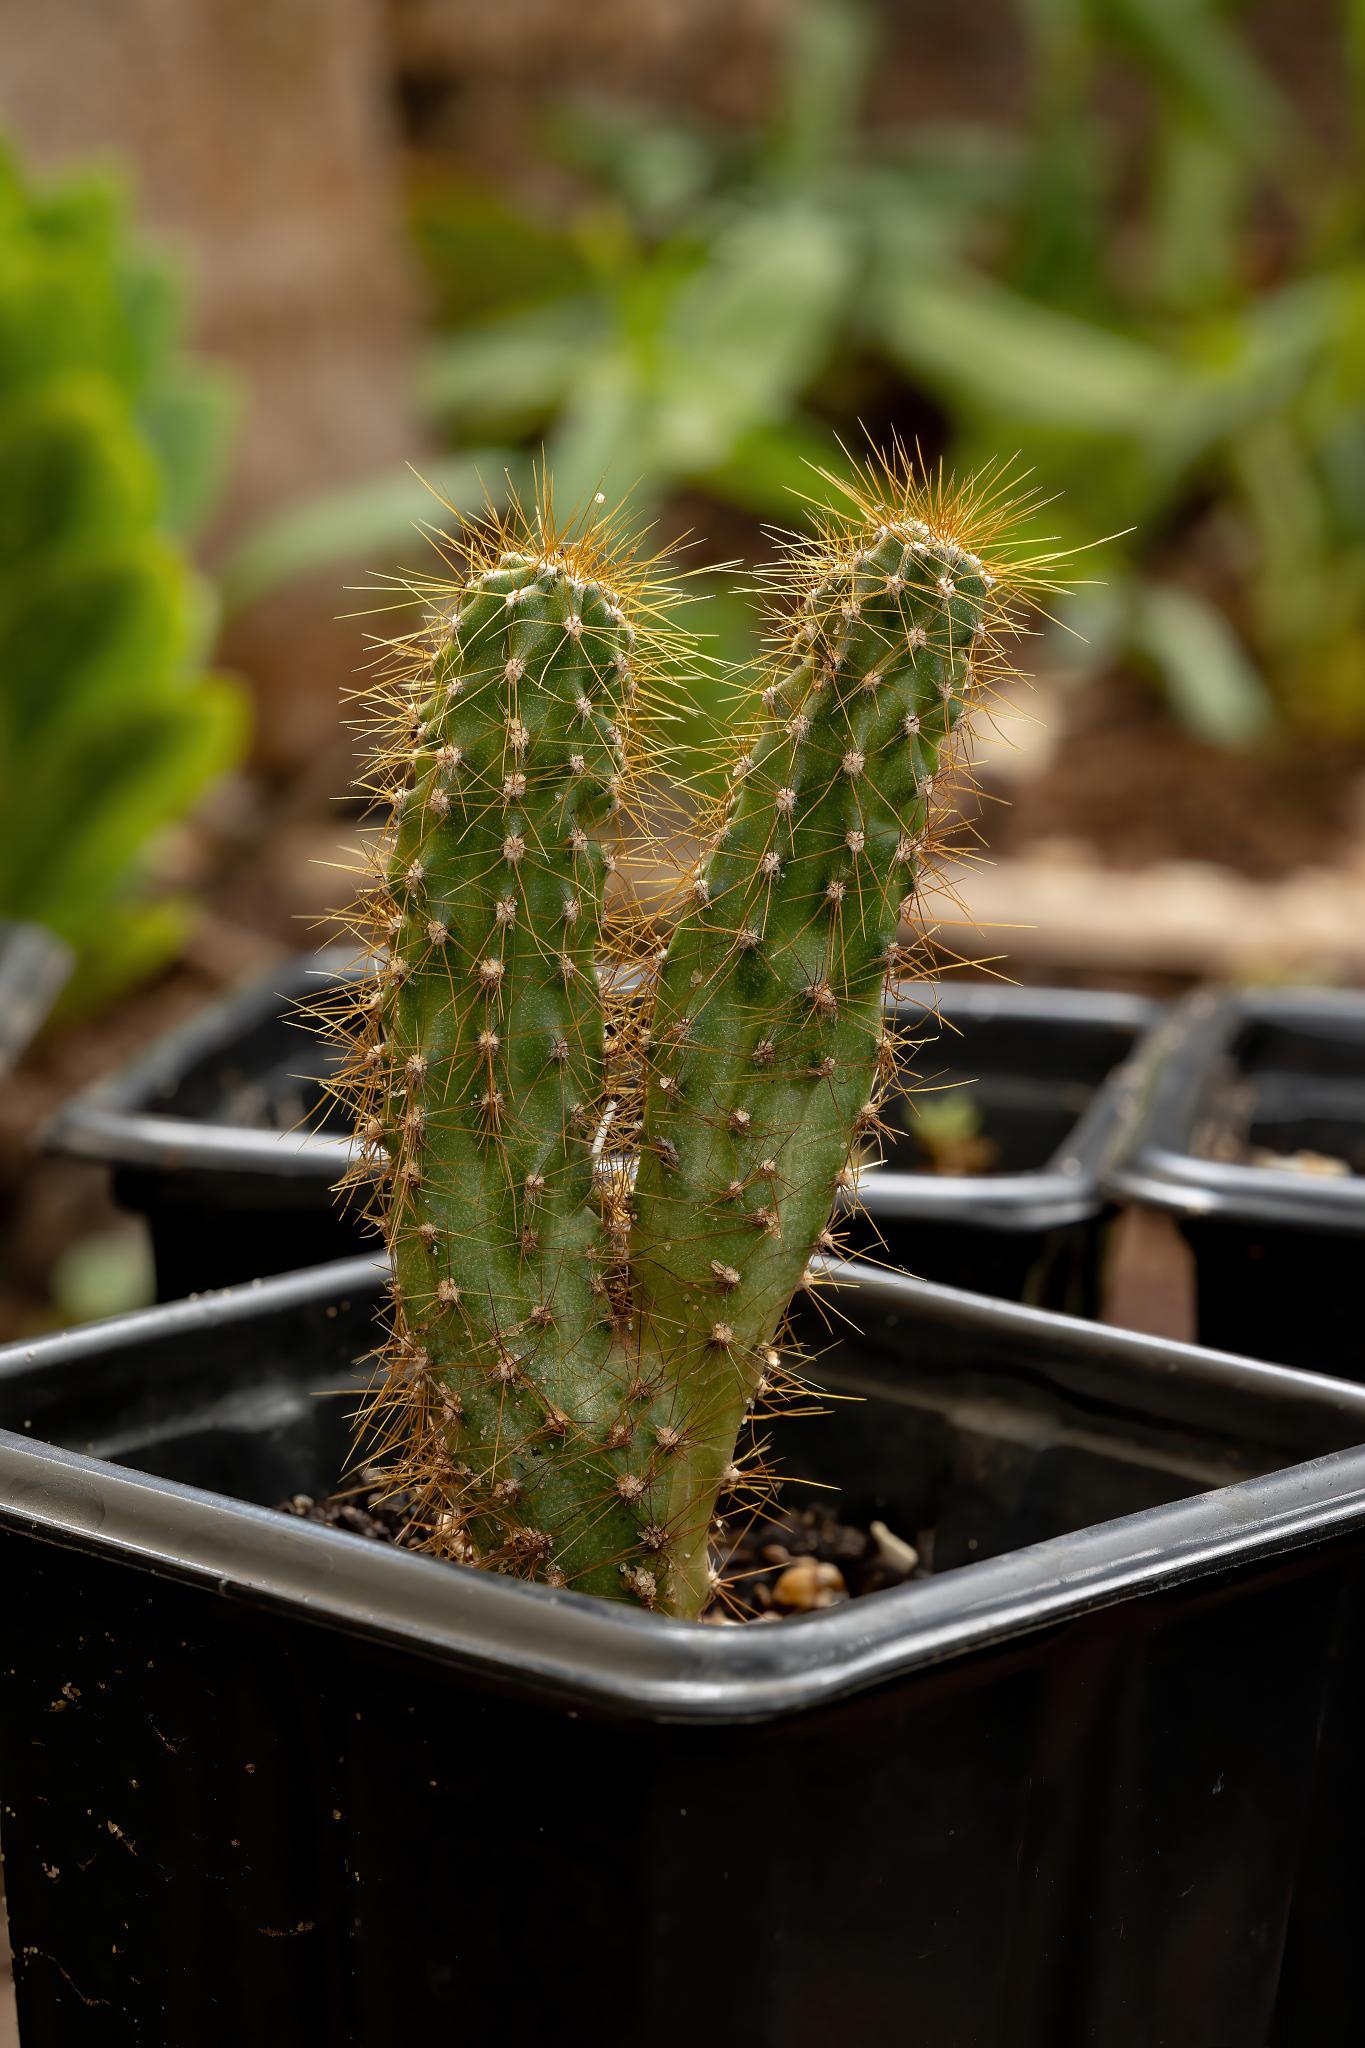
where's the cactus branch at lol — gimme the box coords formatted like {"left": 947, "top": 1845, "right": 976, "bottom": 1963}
{"left": 630, "top": 456, "right": 1039, "bottom": 1612}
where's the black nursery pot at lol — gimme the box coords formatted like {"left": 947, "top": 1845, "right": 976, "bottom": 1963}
{"left": 41, "top": 947, "right": 368, "bottom": 1295}
{"left": 844, "top": 981, "right": 1159, "bottom": 1311}
{"left": 1110, "top": 987, "right": 1365, "bottom": 1378}
{"left": 43, "top": 954, "right": 1158, "bottom": 1308}
{"left": 4, "top": 1261, "right": 1365, "bottom": 2046}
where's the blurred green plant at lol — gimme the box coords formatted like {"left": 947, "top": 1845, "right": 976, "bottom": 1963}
{"left": 0, "top": 145, "right": 248, "bottom": 1010}
{"left": 410, "top": 0, "right": 1364, "bottom": 747}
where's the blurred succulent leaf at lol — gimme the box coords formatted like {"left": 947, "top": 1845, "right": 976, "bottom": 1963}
{"left": 423, "top": 297, "right": 604, "bottom": 431}
{"left": 0, "top": 542, "right": 193, "bottom": 748}
{"left": 1129, "top": 582, "right": 1274, "bottom": 746}
{"left": 548, "top": 356, "right": 653, "bottom": 512}
{"left": 548, "top": 206, "right": 850, "bottom": 504}
{"left": 1011, "top": 0, "right": 1113, "bottom": 310}
{"left": 697, "top": 415, "right": 849, "bottom": 517}
{"left": 1233, "top": 417, "right": 1332, "bottom": 649}
{"left": 52, "top": 898, "right": 194, "bottom": 1018}
{"left": 217, "top": 451, "right": 520, "bottom": 615}
{"left": 0, "top": 375, "right": 159, "bottom": 568}
{"left": 767, "top": 0, "right": 876, "bottom": 182}
{"left": 659, "top": 204, "right": 850, "bottom": 446}
{"left": 410, "top": 175, "right": 595, "bottom": 325}
{"left": 877, "top": 266, "right": 1177, "bottom": 433}
{"left": 0, "top": 145, "right": 244, "bottom": 1009}
{"left": 9, "top": 675, "right": 249, "bottom": 935}
{"left": 138, "top": 360, "right": 237, "bottom": 539}
{"left": 1100, "top": 0, "right": 1291, "bottom": 158}
{"left": 1148, "top": 118, "right": 1244, "bottom": 313}
{"left": 544, "top": 99, "right": 731, "bottom": 229}
{"left": 865, "top": 124, "right": 1024, "bottom": 219}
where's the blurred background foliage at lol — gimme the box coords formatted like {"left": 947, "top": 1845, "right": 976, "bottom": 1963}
{"left": 393, "top": 0, "right": 1363, "bottom": 750}
{"left": 0, "top": 147, "right": 247, "bottom": 1010}
{"left": 3, "top": 0, "right": 1364, "bottom": 996}
{"left": 0, "top": 0, "right": 1360, "bottom": 1333}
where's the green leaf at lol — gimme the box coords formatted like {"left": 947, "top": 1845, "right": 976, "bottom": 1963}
{"left": 216, "top": 452, "right": 521, "bottom": 615}
{"left": 877, "top": 265, "right": 1177, "bottom": 433}
{"left": 697, "top": 414, "right": 848, "bottom": 516}
{"left": 1128, "top": 583, "right": 1274, "bottom": 747}
{"left": 766, "top": 0, "right": 877, "bottom": 181}
{"left": 410, "top": 174, "right": 595, "bottom": 326}
{"left": 656, "top": 203, "right": 851, "bottom": 453}
{"left": 421, "top": 298, "right": 603, "bottom": 430}
{"left": 543, "top": 100, "right": 727, "bottom": 230}
{"left": 138, "top": 360, "right": 237, "bottom": 538}
{"left": 55, "top": 898, "right": 193, "bottom": 1019}
{"left": 1148, "top": 117, "right": 1244, "bottom": 312}
{"left": 7, "top": 674, "right": 249, "bottom": 934}
{"left": 0, "top": 541, "right": 193, "bottom": 755}
{"left": 1100, "top": 0, "right": 1292, "bottom": 160}
{"left": 0, "top": 375, "right": 160, "bottom": 570}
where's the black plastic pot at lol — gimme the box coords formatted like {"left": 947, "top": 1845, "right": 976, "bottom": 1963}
{"left": 41, "top": 948, "right": 369, "bottom": 1295}
{"left": 1109, "top": 987, "right": 1365, "bottom": 1377}
{"left": 3, "top": 1257, "right": 1365, "bottom": 2046}
{"left": 43, "top": 955, "right": 1158, "bottom": 1308}
{"left": 844, "top": 982, "right": 1159, "bottom": 1312}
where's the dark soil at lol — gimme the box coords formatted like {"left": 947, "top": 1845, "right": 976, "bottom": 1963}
{"left": 283, "top": 1476, "right": 417, "bottom": 1545}
{"left": 281, "top": 1481, "right": 926, "bottom": 1618}
{"left": 711, "top": 1500, "right": 924, "bottom": 1620}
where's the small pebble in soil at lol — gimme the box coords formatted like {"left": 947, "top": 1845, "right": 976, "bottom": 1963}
{"left": 770, "top": 1558, "right": 847, "bottom": 1611}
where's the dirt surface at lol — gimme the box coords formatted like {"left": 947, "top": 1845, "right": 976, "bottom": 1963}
{"left": 282, "top": 1481, "right": 924, "bottom": 1618}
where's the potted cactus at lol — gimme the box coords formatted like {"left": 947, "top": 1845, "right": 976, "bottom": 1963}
{"left": 321, "top": 452, "right": 1037, "bottom": 1613}
{"left": 10, "top": 454, "right": 1365, "bottom": 2044}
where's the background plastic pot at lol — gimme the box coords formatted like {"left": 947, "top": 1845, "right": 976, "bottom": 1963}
{"left": 41, "top": 947, "right": 368, "bottom": 1295}
{"left": 842, "top": 981, "right": 1159, "bottom": 1312}
{"left": 2, "top": 1256, "right": 1365, "bottom": 2046}
{"left": 42, "top": 954, "right": 1159, "bottom": 1306}
{"left": 1109, "top": 987, "right": 1365, "bottom": 1377}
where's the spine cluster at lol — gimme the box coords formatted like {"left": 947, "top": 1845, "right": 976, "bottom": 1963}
{"left": 327, "top": 463, "right": 1032, "bottom": 1618}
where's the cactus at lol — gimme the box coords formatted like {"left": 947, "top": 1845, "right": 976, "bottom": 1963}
{"left": 333, "top": 452, "right": 1036, "bottom": 1618}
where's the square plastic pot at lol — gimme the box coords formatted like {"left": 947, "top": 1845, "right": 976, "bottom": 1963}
{"left": 2, "top": 1256, "right": 1364, "bottom": 2046}
{"left": 842, "top": 982, "right": 1159, "bottom": 1312}
{"left": 1109, "top": 987, "right": 1365, "bottom": 1377}
{"left": 42, "top": 955, "right": 1158, "bottom": 1309}
{"left": 40, "top": 947, "right": 371, "bottom": 1295}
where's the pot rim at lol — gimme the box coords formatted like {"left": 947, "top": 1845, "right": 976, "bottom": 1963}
{"left": 1108, "top": 986, "right": 1365, "bottom": 1234}
{"left": 41, "top": 953, "right": 1159, "bottom": 1233}
{"left": 2, "top": 1255, "right": 1363, "bottom": 1724}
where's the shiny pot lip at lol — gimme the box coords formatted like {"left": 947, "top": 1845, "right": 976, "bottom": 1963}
{"left": 3, "top": 1253, "right": 1364, "bottom": 1727}
{"left": 41, "top": 953, "right": 1159, "bottom": 1235}
{"left": 1109, "top": 987, "right": 1365, "bottom": 1234}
